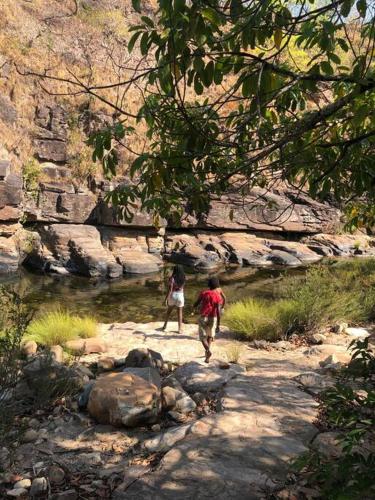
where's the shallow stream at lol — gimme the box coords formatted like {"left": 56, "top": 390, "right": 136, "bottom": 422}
{"left": 0, "top": 265, "right": 306, "bottom": 323}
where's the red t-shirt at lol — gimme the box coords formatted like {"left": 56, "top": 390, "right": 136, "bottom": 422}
{"left": 199, "top": 290, "right": 221, "bottom": 317}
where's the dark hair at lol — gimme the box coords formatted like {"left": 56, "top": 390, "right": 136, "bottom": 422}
{"left": 208, "top": 276, "right": 220, "bottom": 290}
{"left": 172, "top": 265, "right": 186, "bottom": 288}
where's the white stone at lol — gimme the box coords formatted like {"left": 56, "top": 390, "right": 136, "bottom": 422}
{"left": 6, "top": 488, "right": 28, "bottom": 498}
{"left": 344, "top": 327, "right": 370, "bottom": 338}
{"left": 13, "top": 479, "right": 31, "bottom": 489}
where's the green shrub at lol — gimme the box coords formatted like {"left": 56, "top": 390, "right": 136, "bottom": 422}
{"left": 26, "top": 310, "right": 97, "bottom": 347}
{"left": 295, "top": 339, "right": 375, "bottom": 499}
{"left": 224, "top": 260, "right": 375, "bottom": 340}
{"left": 224, "top": 298, "right": 296, "bottom": 341}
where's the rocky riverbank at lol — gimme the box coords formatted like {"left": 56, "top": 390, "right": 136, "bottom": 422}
{"left": 1, "top": 321, "right": 373, "bottom": 499}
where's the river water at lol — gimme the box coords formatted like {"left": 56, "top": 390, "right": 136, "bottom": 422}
{"left": 0, "top": 266, "right": 306, "bottom": 323}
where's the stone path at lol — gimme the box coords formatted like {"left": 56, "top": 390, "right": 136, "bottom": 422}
{"left": 89, "top": 322, "right": 353, "bottom": 499}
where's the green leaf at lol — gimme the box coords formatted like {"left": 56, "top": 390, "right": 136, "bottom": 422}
{"left": 130, "top": 154, "right": 149, "bottom": 178}
{"left": 201, "top": 61, "right": 214, "bottom": 87}
{"left": 356, "top": 0, "right": 367, "bottom": 18}
{"left": 338, "top": 38, "right": 349, "bottom": 52}
{"left": 230, "top": 0, "right": 242, "bottom": 20}
{"left": 201, "top": 7, "right": 221, "bottom": 26}
{"left": 141, "top": 16, "right": 154, "bottom": 28}
{"left": 340, "top": 0, "right": 353, "bottom": 17}
{"left": 132, "top": 0, "right": 141, "bottom": 14}
{"left": 194, "top": 75, "right": 204, "bottom": 95}
{"left": 320, "top": 61, "right": 334, "bottom": 75}
{"left": 127, "top": 31, "right": 141, "bottom": 53}
{"left": 140, "top": 32, "right": 149, "bottom": 55}
{"left": 274, "top": 28, "right": 282, "bottom": 50}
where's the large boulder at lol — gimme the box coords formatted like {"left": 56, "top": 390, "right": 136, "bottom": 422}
{"left": 264, "top": 240, "right": 322, "bottom": 264}
{"left": 87, "top": 371, "right": 161, "bottom": 427}
{"left": 173, "top": 361, "right": 245, "bottom": 394}
{"left": 124, "top": 348, "right": 164, "bottom": 371}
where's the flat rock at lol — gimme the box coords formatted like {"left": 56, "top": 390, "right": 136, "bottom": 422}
{"left": 65, "top": 338, "right": 107, "bottom": 355}
{"left": 143, "top": 424, "right": 192, "bottom": 453}
{"left": 173, "top": 361, "right": 245, "bottom": 393}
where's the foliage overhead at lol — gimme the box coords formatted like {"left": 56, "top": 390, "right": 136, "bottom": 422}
{"left": 45, "top": 0, "right": 375, "bottom": 225}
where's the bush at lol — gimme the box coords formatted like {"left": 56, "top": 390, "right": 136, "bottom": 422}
{"left": 224, "top": 260, "right": 375, "bottom": 340}
{"left": 26, "top": 310, "right": 97, "bottom": 347}
{"left": 295, "top": 339, "right": 375, "bottom": 499}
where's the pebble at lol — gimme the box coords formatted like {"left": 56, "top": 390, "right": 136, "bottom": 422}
{"left": 21, "top": 429, "right": 38, "bottom": 443}
{"left": 151, "top": 424, "right": 161, "bottom": 432}
{"left": 48, "top": 465, "right": 65, "bottom": 485}
{"left": 97, "top": 357, "right": 115, "bottom": 372}
{"left": 332, "top": 322, "right": 348, "bottom": 334}
{"left": 52, "top": 490, "right": 77, "bottom": 500}
{"left": 319, "top": 354, "right": 338, "bottom": 367}
{"left": 310, "top": 333, "right": 326, "bottom": 345}
{"left": 13, "top": 479, "right": 31, "bottom": 489}
{"left": 50, "top": 345, "right": 64, "bottom": 363}
{"left": 28, "top": 418, "right": 40, "bottom": 429}
{"left": 21, "top": 340, "right": 38, "bottom": 356}
{"left": 30, "top": 477, "right": 48, "bottom": 496}
{"left": 6, "top": 488, "right": 28, "bottom": 498}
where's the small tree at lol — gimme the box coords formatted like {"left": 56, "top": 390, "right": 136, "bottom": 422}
{"left": 0, "top": 287, "right": 33, "bottom": 438}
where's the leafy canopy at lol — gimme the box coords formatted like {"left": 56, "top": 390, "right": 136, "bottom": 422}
{"left": 88, "top": 0, "right": 375, "bottom": 225}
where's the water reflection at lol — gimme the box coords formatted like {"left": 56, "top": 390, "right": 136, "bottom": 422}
{"left": 0, "top": 266, "right": 304, "bottom": 323}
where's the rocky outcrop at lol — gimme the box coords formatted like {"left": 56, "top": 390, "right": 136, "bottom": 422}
{"left": 165, "top": 232, "right": 324, "bottom": 270}
{"left": 25, "top": 224, "right": 122, "bottom": 278}
{"left": 303, "top": 233, "right": 375, "bottom": 257}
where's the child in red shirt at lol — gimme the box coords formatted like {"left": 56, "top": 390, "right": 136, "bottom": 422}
{"left": 193, "top": 277, "right": 222, "bottom": 363}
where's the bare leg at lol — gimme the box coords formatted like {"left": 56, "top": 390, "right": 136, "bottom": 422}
{"left": 177, "top": 307, "right": 183, "bottom": 334}
{"left": 216, "top": 315, "right": 221, "bottom": 335}
{"left": 162, "top": 306, "right": 174, "bottom": 331}
{"left": 202, "top": 337, "right": 213, "bottom": 363}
